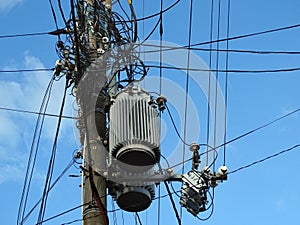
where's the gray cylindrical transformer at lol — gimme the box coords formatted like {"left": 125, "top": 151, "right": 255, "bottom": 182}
{"left": 109, "top": 86, "right": 160, "bottom": 170}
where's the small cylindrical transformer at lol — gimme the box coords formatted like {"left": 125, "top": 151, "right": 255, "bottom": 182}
{"left": 109, "top": 86, "right": 160, "bottom": 171}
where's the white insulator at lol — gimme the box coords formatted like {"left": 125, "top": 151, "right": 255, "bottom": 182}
{"left": 109, "top": 86, "right": 160, "bottom": 171}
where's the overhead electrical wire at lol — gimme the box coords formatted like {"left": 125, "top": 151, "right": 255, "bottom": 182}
{"left": 0, "top": 68, "right": 54, "bottom": 73}
{"left": 137, "top": 22, "right": 300, "bottom": 52}
{"left": 229, "top": 144, "right": 300, "bottom": 174}
{"left": 180, "top": 0, "right": 194, "bottom": 219}
{"left": 48, "top": 0, "right": 61, "bottom": 39}
{"left": 21, "top": 158, "right": 76, "bottom": 224}
{"left": 35, "top": 202, "right": 92, "bottom": 225}
{"left": 17, "top": 76, "right": 55, "bottom": 225}
{"left": 58, "top": 0, "right": 70, "bottom": 30}
{"left": 36, "top": 79, "right": 68, "bottom": 224}
{"left": 165, "top": 106, "right": 300, "bottom": 170}
{"left": 206, "top": 0, "right": 215, "bottom": 166}
{"left": 135, "top": 213, "right": 143, "bottom": 225}
{"left": 212, "top": 107, "right": 300, "bottom": 153}
{"left": 144, "top": 64, "right": 300, "bottom": 73}
{"left": 0, "top": 106, "right": 76, "bottom": 119}
{"left": 123, "top": 0, "right": 181, "bottom": 22}
{"left": 212, "top": 0, "right": 222, "bottom": 173}
{"left": 0, "top": 32, "right": 51, "bottom": 39}
{"left": 166, "top": 104, "right": 191, "bottom": 146}
{"left": 223, "top": 0, "right": 231, "bottom": 166}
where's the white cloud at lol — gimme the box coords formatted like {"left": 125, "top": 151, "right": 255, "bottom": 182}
{"left": 0, "top": 53, "right": 75, "bottom": 184}
{"left": 0, "top": 0, "right": 24, "bottom": 12}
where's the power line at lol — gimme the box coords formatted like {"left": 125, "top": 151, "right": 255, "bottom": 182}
{"left": 0, "top": 106, "right": 77, "bottom": 119}
{"left": 163, "top": 181, "right": 182, "bottom": 225}
{"left": 21, "top": 158, "right": 75, "bottom": 224}
{"left": 37, "top": 79, "right": 68, "bottom": 224}
{"left": 35, "top": 202, "right": 91, "bottom": 225}
{"left": 135, "top": 213, "right": 143, "bottom": 225}
{"left": 0, "top": 68, "right": 54, "bottom": 73}
{"left": 166, "top": 107, "right": 300, "bottom": 170}
{"left": 188, "top": 47, "right": 300, "bottom": 55}
{"left": 0, "top": 32, "right": 50, "bottom": 39}
{"left": 215, "top": 107, "right": 300, "bottom": 151}
{"left": 0, "top": 28, "right": 69, "bottom": 39}
{"left": 138, "top": 22, "right": 300, "bottom": 51}
{"left": 48, "top": 0, "right": 60, "bottom": 39}
{"left": 122, "top": 0, "right": 181, "bottom": 22}
{"left": 223, "top": 0, "right": 231, "bottom": 166}
{"left": 17, "top": 76, "right": 55, "bottom": 225}
{"left": 145, "top": 64, "right": 300, "bottom": 73}
{"left": 229, "top": 144, "right": 300, "bottom": 174}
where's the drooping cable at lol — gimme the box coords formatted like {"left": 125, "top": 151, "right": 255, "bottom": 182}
{"left": 128, "top": 1, "right": 138, "bottom": 42}
{"left": 123, "top": 0, "right": 181, "bottom": 22}
{"left": 117, "top": 0, "right": 131, "bottom": 21}
{"left": 165, "top": 104, "right": 191, "bottom": 146}
{"left": 36, "top": 79, "right": 68, "bottom": 224}
{"left": 17, "top": 76, "right": 55, "bottom": 225}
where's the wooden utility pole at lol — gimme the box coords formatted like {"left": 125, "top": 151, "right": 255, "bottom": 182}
{"left": 81, "top": 1, "right": 111, "bottom": 225}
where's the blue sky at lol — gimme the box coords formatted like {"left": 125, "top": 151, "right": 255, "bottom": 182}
{"left": 0, "top": 0, "right": 300, "bottom": 225}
